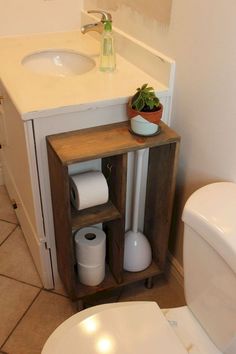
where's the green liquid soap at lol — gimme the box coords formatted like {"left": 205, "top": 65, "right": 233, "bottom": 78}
{"left": 100, "top": 21, "right": 116, "bottom": 72}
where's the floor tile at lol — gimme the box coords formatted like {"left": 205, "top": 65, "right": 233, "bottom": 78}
{"left": 0, "top": 186, "right": 18, "bottom": 224}
{"left": 119, "top": 276, "right": 186, "bottom": 309}
{"left": 0, "top": 276, "right": 40, "bottom": 348}
{"left": 0, "top": 227, "right": 42, "bottom": 287}
{"left": 2, "top": 291, "right": 76, "bottom": 354}
{"left": 0, "top": 221, "right": 16, "bottom": 245}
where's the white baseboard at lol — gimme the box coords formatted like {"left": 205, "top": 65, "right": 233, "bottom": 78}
{"left": 167, "top": 252, "right": 184, "bottom": 288}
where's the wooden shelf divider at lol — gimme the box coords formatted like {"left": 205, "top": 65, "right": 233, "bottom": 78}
{"left": 71, "top": 201, "right": 121, "bottom": 230}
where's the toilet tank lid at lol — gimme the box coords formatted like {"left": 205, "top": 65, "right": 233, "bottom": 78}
{"left": 182, "top": 182, "right": 236, "bottom": 274}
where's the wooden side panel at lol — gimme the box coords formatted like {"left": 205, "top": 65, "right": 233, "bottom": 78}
{"left": 103, "top": 219, "right": 125, "bottom": 284}
{"left": 102, "top": 154, "right": 127, "bottom": 283}
{"left": 144, "top": 142, "right": 179, "bottom": 270}
{"left": 47, "top": 141, "right": 77, "bottom": 299}
{"left": 102, "top": 153, "right": 127, "bottom": 213}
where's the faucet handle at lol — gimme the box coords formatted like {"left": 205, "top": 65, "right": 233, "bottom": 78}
{"left": 87, "top": 10, "right": 112, "bottom": 22}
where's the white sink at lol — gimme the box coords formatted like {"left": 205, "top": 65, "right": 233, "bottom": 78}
{"left": 22, "top": 50, "right": 96, "bottom": 77}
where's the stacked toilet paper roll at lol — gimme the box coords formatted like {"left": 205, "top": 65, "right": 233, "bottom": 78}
{"left": 74, "top": 227, "right": 106, "bottom": 286}
{"left": 70, "top": 171, "right": 109, "bottom": 210}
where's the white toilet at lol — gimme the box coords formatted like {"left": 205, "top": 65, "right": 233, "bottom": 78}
{"left": 42, "top": 182, "right": 236, "bottom": 354}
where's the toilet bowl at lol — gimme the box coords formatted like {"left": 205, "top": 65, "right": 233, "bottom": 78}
{"left": 42, "top": 182, "right": 236, "bottom": 354}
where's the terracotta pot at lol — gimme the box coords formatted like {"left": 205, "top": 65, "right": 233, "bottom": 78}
{"left": 127, "top": 100, "right": 163, "bottom": 125}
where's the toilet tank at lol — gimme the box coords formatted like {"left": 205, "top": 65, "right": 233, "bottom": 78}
{"left": 182, "top": 182, "right": 236, "bottom": 354}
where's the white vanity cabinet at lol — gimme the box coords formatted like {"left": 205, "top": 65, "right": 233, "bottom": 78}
{"left": 0, "top": 30, "right": 175, "bottom": 288}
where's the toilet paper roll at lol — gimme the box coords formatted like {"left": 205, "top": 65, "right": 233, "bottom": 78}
{"left": 77, "top": 262, "right": 105, "bottom": 286}
{"left": 74, "top": 227, "right": 106, "bottom": 267}
{"left": 70, "top": 171, "right": 109, "bottom": 210}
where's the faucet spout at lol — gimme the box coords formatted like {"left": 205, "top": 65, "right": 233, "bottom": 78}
{"left": 81, "top": 10, "right": 112, "bottom": 35}
{"left": 81, "top": 22, "right": 103, "bottom": 35}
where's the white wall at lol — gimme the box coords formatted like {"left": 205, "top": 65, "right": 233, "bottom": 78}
{"left": 0, "top": 0, "right": 82, "bottom": 36}
{"left": 166, "top": 1, "right": 236, "bottom": 263}
{"left": 84, "top": 0, "right": 236, "bottom": 264}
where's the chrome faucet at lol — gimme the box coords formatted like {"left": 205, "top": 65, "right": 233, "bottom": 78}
{"left": 81, "top": 10, "right": 112, "bottom": 35}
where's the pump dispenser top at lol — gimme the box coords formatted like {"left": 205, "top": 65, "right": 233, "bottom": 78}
{"left": 81, "top": 10, "right": 116, "bottom": 72}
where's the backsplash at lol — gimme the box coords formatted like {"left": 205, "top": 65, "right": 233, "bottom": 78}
{"left": 83, "top": 0, "right": 172, "bottom": 55}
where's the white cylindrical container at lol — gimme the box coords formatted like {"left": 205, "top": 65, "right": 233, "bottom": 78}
{"left": 70, "top": 171, "right": 109, "bottom": 210}
{"left": 74, "top": 227, "right": 106, "bottom": 267}
{"left": 77, "top": 262, "right": 105, "bottom": 286}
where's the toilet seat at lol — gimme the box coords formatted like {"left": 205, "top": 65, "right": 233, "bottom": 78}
{"left": 42, "top": 302, "right": 188, "bottom": 354}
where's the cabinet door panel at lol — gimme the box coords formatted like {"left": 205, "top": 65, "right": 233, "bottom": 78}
{"left": 2, "top": 89, "right": 38, "bottom": 229}
{"left": 0, "top": 85, "right": 54, "bottom": 287}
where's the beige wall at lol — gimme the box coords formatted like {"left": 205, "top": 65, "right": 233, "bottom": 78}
{"left": 85, "top": 0, "right": 236, "bottom": 265}
{"left": 0, "top": 0, "right": 82, "bottom": 36}
{"left": 85, "top": 0, "right": 172, "bottom": 24}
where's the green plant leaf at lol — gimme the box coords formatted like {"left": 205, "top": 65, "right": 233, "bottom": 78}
{"left": 141, "top": 83, "right": 148, "bottom": 90}
{"left": 146, "top": 86, "right": 154, "bottom": 91}
{"left": 131, "top": 91, "right": 141, "bottom": 106}
{"left": 141, "top": 91, "right": 148, "bottom": 99}
{"left": 131, "top": 83, "right": 160, "bottom": 112}
{"left": 146, "top": 99, "right": 154, "bottom": 110}
{"left": 153, "top": 97, "right": 160, "bottom": 106}
{"left": 135, "top": 97, "right": 145, "bottom": 111}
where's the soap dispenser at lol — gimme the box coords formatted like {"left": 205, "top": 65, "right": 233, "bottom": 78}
{"left": 100, "top": 18, "right": 116, "bottom": 72}
{"left": 81, "top": 10, "right": 116, "bottom": 72}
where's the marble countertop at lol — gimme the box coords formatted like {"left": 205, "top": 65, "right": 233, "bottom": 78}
{"left": 0, "top": 31, "right": 168, "bottom": 120}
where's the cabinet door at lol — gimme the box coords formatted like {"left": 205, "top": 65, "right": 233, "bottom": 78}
{"left": 1, "top": 88, "right": 37, "bottom": 227}
{"left": 0, "top": 84, "right": 53, "bottom": 288}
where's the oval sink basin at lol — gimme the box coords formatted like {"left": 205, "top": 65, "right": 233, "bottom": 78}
{"left": 22, "top": 50, "right": 96, "bottom": 77}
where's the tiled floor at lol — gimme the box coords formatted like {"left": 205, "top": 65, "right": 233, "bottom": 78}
{"left": 0, "top": 185, "right": 185, "bottom": 354}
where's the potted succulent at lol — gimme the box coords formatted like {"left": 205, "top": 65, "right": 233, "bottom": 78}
{"left": 127, "top": 84, "right": 163, "bottom": 136}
